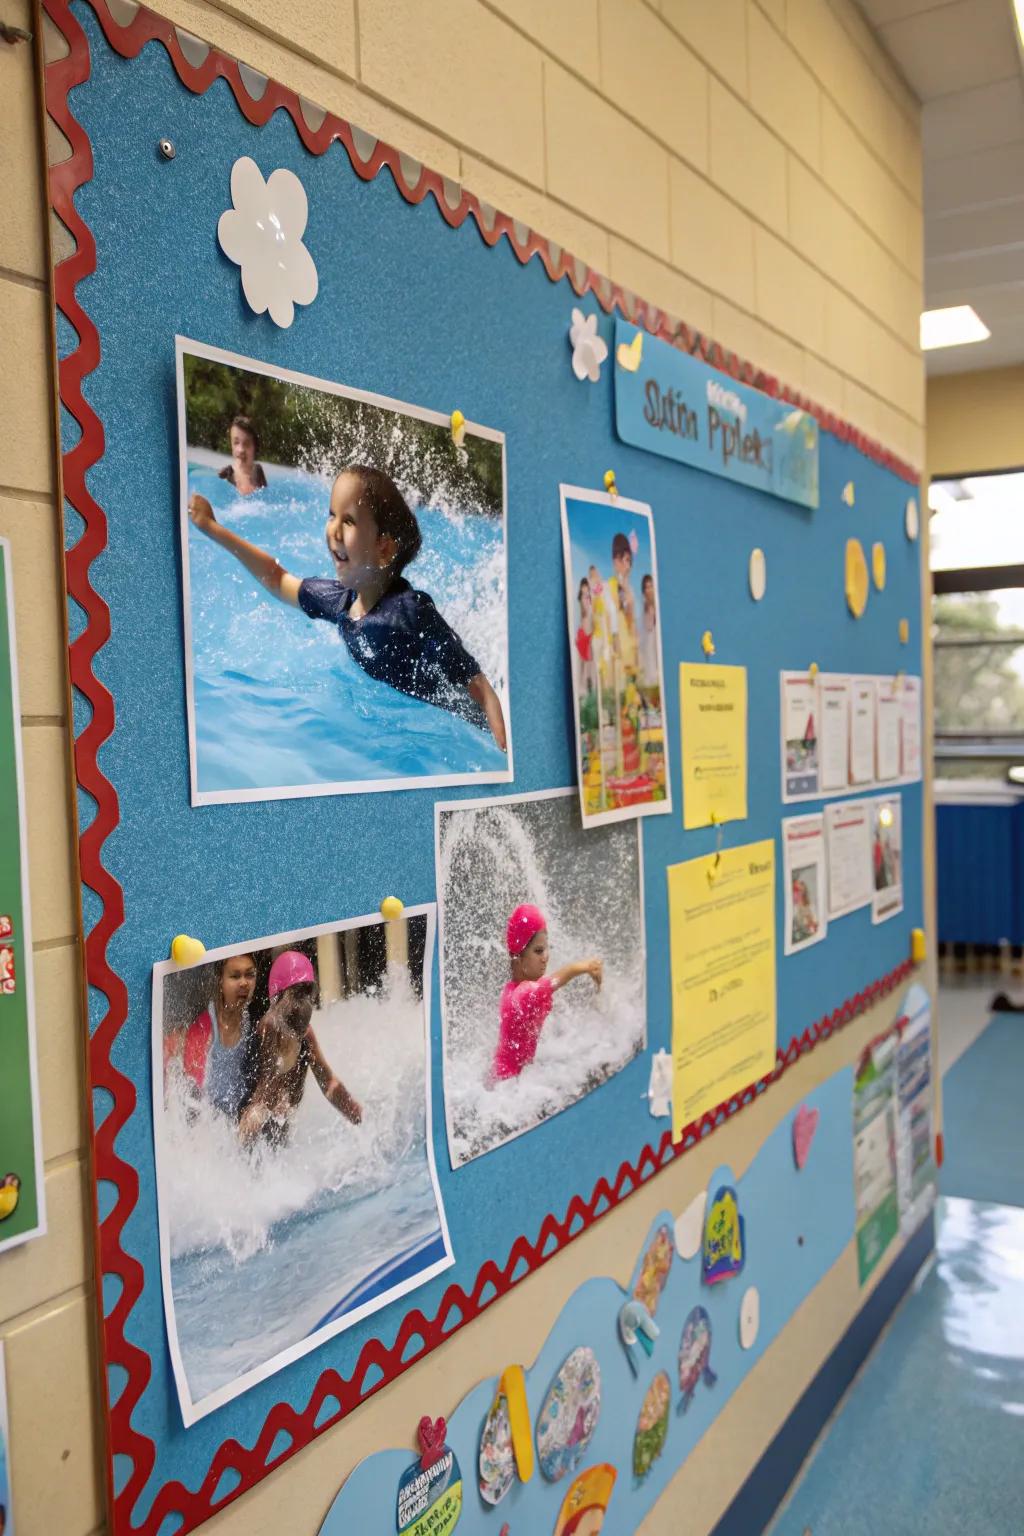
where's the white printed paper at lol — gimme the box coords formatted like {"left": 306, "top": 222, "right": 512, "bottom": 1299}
{"left": 901, "top": 676, "right": 922, "bottom": 782}
{"left": 875, "top": 680, "right": 901, "bottom": 783}
{"left": 781, "top": 672, "right": 819, "bottom": 799}
{"left": 849, "top": 678, "right": 875, "bottom": 786}
{"left": 824, "top": 799, "right": 873, "bottom": 918}
{"left": 871, "top": 796, "right": 903, "bottom": 923}
{"left": 783, "top": 813, "right": 828, "bottom": 955}
{"left": 896, "top": 985, "right": 936, "bottom": 1234}
{"left": 819, "top": 674, "right": 851, "bottom": 792}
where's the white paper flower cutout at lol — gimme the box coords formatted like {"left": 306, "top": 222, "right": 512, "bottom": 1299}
{"left": 217, "top": 156, "right": 318, "bottom": 328}
{"left": 569, "top": 307, "right": 608, "bottom": 383}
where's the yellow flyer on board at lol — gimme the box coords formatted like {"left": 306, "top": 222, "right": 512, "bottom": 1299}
{"left": 679, "top": 663, "right": 748, "bottom": 829}
{"left": 668, "top": 839, "right": 777, "bottom": 1139}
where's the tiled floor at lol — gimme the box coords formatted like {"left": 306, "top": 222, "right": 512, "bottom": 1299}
{"left": 766, "top": 983, "right": 1024, "bottom": 1536}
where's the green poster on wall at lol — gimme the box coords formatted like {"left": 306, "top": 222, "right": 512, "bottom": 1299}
{"left": 0, "top": 537, "right": 45, "bottom": 1255}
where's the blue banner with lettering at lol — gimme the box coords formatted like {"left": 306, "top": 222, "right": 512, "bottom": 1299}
{"left": 613, "top": 321, "right": 819, "bottom": 509}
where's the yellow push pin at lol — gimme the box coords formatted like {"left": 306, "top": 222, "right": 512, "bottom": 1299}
{"left": 701, "top": 629, "right": 715, "bottom": 657}
{"left": 380, "top": 896, "right": 405, "bottom": 921}
{"left": 911, "top": 927, "right": 926, "bottom": 965}
{"left": 450, "top": 409, "right": 466, "bottom": 449}
{"left": 808, "top": 662, "right": 819, "bottom": 680}
{"left": 603, "top": 469, "right": 618, "bottom": 498}
{"left": 170, "top": 934, "right": 206, "bottom": 966}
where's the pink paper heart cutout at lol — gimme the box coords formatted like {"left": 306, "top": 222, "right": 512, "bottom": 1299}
{"left": 793, "top": 1104, "right": 820, "bottom": 1169}
{"left": 418, "top": 1415, "right": 447, "bottom": 1469}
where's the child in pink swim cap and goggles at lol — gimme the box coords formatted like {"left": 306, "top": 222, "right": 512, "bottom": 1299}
{"left": 491, "top": 905, "right": 602, "bottom": 1082}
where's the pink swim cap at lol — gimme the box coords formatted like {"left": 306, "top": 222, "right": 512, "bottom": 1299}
{"left": 506, "top": 903, "right": 547, "bottom": 956}
{"left": 267, "top": 949, "right": 315, "bottom": 998}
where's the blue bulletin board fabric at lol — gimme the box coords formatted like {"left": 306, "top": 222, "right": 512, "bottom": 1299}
{"left": 46, "top": 3, "right": 924, "bottom": 1531}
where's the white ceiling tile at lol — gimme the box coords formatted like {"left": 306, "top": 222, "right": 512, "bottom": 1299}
{"left": 924, "top": 77, "right": 1024, "bottom": 160}
{"left": 879, "top": 0, "right": 1019, "bottom": 99}
{"left": 859, "top": 0, "right": 960, "bottom": 25}
{"left": 927, "top": 246, "right": 1024, "bottom": 296}
{"left": 924, "top": 140, "right": 1024, "bottom": 215}
{"left": 926, "top": 199, "right": 1024, "bottom": 257}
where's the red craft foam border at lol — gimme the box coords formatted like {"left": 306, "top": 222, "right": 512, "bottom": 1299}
{"left": 42, "top": 2, "right": 919, "bottom": 1530}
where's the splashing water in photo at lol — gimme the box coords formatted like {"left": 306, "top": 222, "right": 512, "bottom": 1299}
{"left": 185, "top": 453, "right": 508, "bottom": 794}
{"left": 438, "top": 795, "right": 646, "bottom": 1166}
{"left": 160, "top": 964, "right": 447, "bottom": 1409}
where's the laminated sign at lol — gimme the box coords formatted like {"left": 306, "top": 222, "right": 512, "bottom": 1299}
{"left": 396, "top": 1446, "right": 463, "bottom": 1535}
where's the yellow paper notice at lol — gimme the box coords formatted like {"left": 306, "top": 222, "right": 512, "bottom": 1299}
{"left": 680, "top": 663, "right": 748, "bottom": 828}
{"left": 668, "top": 839, "right": 777, "bottom": 1139}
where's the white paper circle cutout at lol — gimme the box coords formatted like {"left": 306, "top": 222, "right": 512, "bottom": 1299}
{"left": 749, "top": 547, "right": 766, "bottom": 601}
{"left": 217, "top": 156, "right": 318, "bottom": 328}
{"left": 674, "top": 1190, "right": 707, "bottom": 1260}
{"left": 905, "top": 497, "right": 919, "bottom": 541}
{"left": 739, "top": 1286, "right": 760, "bottom": 1349}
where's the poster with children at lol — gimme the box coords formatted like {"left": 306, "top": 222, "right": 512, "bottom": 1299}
{"left": 871, "top": 796, "right": 903, "bottom": 924}
{"left": 436, "top": 788, "right": 646, "bottom": 1167}
{"left": 176, "top": 339, "right": 512, "bottom": 804}
{"left": 152, "top": 909, "right": 452, "bottom": 1423}
{"left": 782, "top": 813, "right": 828, "bottom": 955}
{"left": 559, "top": 486, "right": 671, "bottom": 828}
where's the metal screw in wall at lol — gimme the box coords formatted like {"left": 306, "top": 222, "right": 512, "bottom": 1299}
{"left": 158, "top": 138, "right": 176, "bottom": 160}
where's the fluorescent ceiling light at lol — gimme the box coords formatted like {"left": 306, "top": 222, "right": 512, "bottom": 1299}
{"left": 920, "top": 305, "right": 991, "bottom": 351}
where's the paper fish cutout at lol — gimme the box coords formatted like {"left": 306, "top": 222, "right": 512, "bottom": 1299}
{"left": 702, "top": 1185, "right": 745, "bottom": 1285}
{"left": 553, "top": 1464, "right": 617, "bottom": 1535}
{"left": 677, "top": 1305, "right": 717, "bottom": 1412}
{"left": 792, "top": 1103, "right": 820, "bottom": 1169}
{"left": 674, "top": 1190, "right": 706, "bottom": 1260}
{"left": 616, "top": 330, "right": 643, "bottom": 371}
{"left": 633, "top": 1224, "right": 674, "bottom": 1315}
{"left": 397, "top": 1436, "right": 462, "bottom": 1534}
{"left": 479, "top": 1365, "right": 532, "bottom": 1506}
{"left": 633, "top": 1372, "right": 671, "bottom": 1480}
{"left": 618, "top": 1299, "right": 658, "bottom": 1377}
{"left": 537, "top": 1348, "right": 601, "bottom": 1482}
{"left": 842, "top": 481, "right": 855, "bottom": 506}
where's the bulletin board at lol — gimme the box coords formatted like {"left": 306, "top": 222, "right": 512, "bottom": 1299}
{"left": 43, "top": 2, "right": 922, "bottom": 1532}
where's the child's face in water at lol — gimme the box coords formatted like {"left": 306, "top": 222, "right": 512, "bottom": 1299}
{"left": 326, "top": 472, "right": 396, "bottom": 591}
{"left": 515, "top": 929, "right": 550, "bottom": 982}
{"left": 221, "top": 955, "right": 256, "bottom": 1010}
{"left": 279, "top": 981, "right": 315, "bottom": 1035}
{"left": 229, "top": 424, "right": 256, "bottom": 470}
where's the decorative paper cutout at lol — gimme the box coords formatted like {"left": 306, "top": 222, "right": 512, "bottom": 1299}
{"left": 842, "top": 481, "right": 855, "bottom": 507}
{"left": 739, "top": 1287, "right": 760, "bottom": 1350}
{"left": 702, "top": 1185, "right": 745, "bottom": 1285}
{"left": 646, "top": 1050, "right": 672, "bottom": 1117}
{"left": 905, "top": 498, "right": 919, "bottom": 541}
{"left": 845, "top": 538, "right": 869, "bottom": 618}
{"left": 872, "top": 541, "right": 886, "bottom": 591}
{"left": 569, "top": 308, "right": 609, "bottom": 383}
{"left": 397, "top": 1434, "right": 462, "bottom": 1534}
{"left": 677, "top": 1306, "right": 717, "bottom": 1412}
{"left": 553, "top": 1464, "right": 617, "bottom": 1535}
{"left": 632, "top": 1223, "right": 674, "bottom": 1315}
{"left": 217, "top": 156, "right": 318, "bottom": 327}
{"left": 748, "top": 547, "right": 766, "bottom": 600}
{"left": 479, "top": 1366, "right": 532, "bottom": 1505}
{"left": 616, "top": 329, "right": 643, "bottom": 372}
{"left": 537, "top": 1348, "right": 601, "bottom": 1482}
{"left": 674, "top": 1191, "right": 706, "bottom": 1260}
{"left": 418, "top": 1416, "right": 448, "bottom": 1470}
{"left": 618, "top": 1299, "right": 658, "bottom": 1376}
{"left": 633, "top": 1373, "right": 671, "bottom": 1480}
{"left": 792, "top": 1103, "right": 820, "bottom": 1169}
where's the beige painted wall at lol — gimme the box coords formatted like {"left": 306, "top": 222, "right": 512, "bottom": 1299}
{"left": 0, "top": 1, "right": 926, "bottom": 1532}
{"left": 926, "top": 366, "right": 1024, "bottom": 480}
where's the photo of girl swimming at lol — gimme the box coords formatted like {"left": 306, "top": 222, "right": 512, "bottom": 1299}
{"left": 436, "top": 788, "right": 646, "bottom": 1167}
{"left": 152, "top": 908, "right": 452, "bottom": 1424}
{"left": 560, "top": 486, "right": 671, "bottom": 829}
{"left": 176, "top": 339, "right": 512, "bottom": 804}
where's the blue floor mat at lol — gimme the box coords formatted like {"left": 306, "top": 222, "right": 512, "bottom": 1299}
{"left": 940, "top": 1015, "right": 1024, "bottom": 1208}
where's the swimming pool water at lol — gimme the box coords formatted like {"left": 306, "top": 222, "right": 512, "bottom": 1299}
{"left": 186, "top": 460, "right": 509, "bottom": 795}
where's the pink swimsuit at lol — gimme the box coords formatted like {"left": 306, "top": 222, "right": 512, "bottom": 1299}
{"left": 493, "top": 977, "right": 554, "bottom": 1080}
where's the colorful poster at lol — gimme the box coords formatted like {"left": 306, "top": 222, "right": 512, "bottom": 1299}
{"left": 818, "top": 674, "right": 851, "bottom": 792}
{"left": 849, "top": 678, "right": 876, "bottom": 786}
{"left": 0, "top": 1340, "right": 11, "bottom": 1535}
{"left": 680, "top": 663, "right": 748, "bottom": 828}
{"left": 436, "top": 789, "right": 645, "bottom": 1167}
{"left": 783, "top": 814, "right": 828, "bottom": 955}
{"left": 152, "top": 908, "right": 453, "bottom": 1424}
{"left": 871, "top": 797, "right": 903, "bottom": 924}
{"left": 875, "top": 679, "right": 901, "bottom": 782}
{"left": 177, "top": 339, "right": 512, "bottom": 804}
{"left": 824, "top": 799, "right": 873, "bottom": 918}
{"left": 853, "top": 1033, "right": 899, "bottom": 1284}
{"left": 0, "top": 539, "right": 44, "bottom": 1257}
{"left": 901, "top": 675, "right": 922, "bottom": 782}
{"left": 896, "top": 986, "right": 936, "bottom": 1235}
{"left": 560, "top": 486, "right": 671, "bottom": 827}
{"left": 780, "top": 671, "right": 819, "bottom": 799}
{"left": 667, "top": 840, "right": 776, "bottom": 1137}
{"left": 613, "top": 320, "right": 819, "bottom": 509}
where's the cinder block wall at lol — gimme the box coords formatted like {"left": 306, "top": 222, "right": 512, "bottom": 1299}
{"left": 0, "top": 2, "right": 925, "bottom": 1532}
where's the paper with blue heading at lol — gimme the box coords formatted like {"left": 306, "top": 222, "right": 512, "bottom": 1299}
{"left": 613, "top": 321, "right": 820, "bottom": 509}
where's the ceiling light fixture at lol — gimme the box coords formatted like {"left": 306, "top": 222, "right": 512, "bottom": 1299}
{"left": 920, "top": 305, "right": 991, "bottom": 351}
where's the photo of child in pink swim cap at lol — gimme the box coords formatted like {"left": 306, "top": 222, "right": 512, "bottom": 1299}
{"left": 437, "top": 788, "right": 646, "bottom": 1167}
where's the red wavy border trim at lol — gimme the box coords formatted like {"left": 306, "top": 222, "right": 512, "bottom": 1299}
{"left": 43, "top": 1, "right": 919, "bottom": 1530}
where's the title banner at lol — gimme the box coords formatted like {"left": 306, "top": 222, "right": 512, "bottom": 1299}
{"left": 613, "top": 321, "right": 819, "bottom": 509}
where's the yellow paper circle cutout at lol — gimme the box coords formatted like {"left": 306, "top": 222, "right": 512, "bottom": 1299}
{"left": 845, "top": 538, "right": 869, "bottom": 618}
{"left": 872, "top": 541, "right": 886, "bottom": 591}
